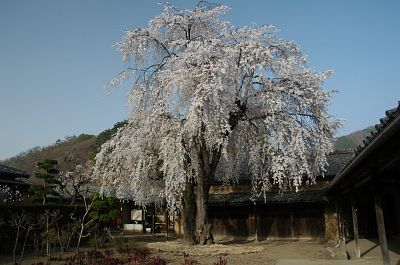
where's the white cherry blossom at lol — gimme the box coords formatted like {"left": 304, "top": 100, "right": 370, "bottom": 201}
{"left": 94, "top": 2, "right": 339, "bottom": 213}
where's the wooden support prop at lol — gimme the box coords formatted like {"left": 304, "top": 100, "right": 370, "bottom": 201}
{"left": 373, "top": 183, "right": 391, "bottom": 265}
{"left": 350, "top": 192, "right": 361, "bottom": 259}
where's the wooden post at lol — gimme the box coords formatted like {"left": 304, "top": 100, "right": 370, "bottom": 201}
{"left": 350, "top": 192, "right": 361, "bottom": 259}
{"left": 165, "top": 209, "right": 169, "bottom": 240}
{"left": 395, "top": 192, "right": 400, "bottom": 234}
{"left": 336, "top": 199, "right": 345, "bottom": 244}
{"left": 152, "top": 204, "right": 156, "bottom": 236}
{"left": 290, "top": 209, "right": 295, "bottom": 239}
{"left": 224, "top": 202, "right": 228, "bottom": 238}
{"left": 254, "top": 203, "right": 259, "bottom": 242}
{"left": 142, "top": 208, "right": 145, "bottom": 233}
{"left": 373, "top": 183, "right": 391, "bottom": 265}
{"left": 340, "top": 202, "right": 346, "bottom": 243}
{"left": 335, "top": 200, "right": 342, "bottom": 244}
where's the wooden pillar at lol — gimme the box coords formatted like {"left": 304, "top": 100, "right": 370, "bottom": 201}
{"left": 224, "top": 202, "right": 228, "bottom": 237}
{"left": 165, "top": 209, "right": 169, "bottom": 240}
{"left": 152, "top": 204, "right": 156, "bottom": 236}
{"left": 373, "top": 183, "right": 391, "bottom": 265}
{"left": 254, "top": 204, "right": 259, "bottom": 242}
{"left": 290, "top": 209, "right": 295, "bottom": 239}
{"left": 336, "top": 199, "right": 346, "bottom": 244}
{"left": 350, "top": 192, "right": 361, "bottom": 259}
{"left": 142, "top": 208, "right": 145, "bottom": 233}
{"left": 395, "top": 192, "right": 400, "bottom": 234}
{"left": 335, "top": 200, "right": 343, "bottom": 244}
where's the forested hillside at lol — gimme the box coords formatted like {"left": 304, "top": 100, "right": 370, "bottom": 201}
{"left": 1, "top": 121, "right": 126, "bottom": 179}
{"left": 333, "top": 126, "right": 375, "bottom": 151}
{"left": 2, "top": 121, "right": 372, "bottom": 179}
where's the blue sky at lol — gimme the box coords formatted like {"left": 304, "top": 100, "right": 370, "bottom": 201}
{"left": 1, "top": 0, "right": 399, "bottom": 160}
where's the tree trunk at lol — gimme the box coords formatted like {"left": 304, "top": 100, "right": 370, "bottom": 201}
{"left": 66, "top": 221, "right": 77, "bottom": 250}
{"left": 66, "top": 204, "right": 78, "bottom": 250}
{"left": 19, "top": 226, "right": 32, "bottom": 265}
{"left": 182, "top": 181, "right": 196, "bottom": 245}
{"left": 94, "top": 223, "right": 98, "bottom": 252}
{"left": 13, "top": 226, "right": 20, "bottom": 265}
{"left": 46, "top": 214, "right": 51, "bottom": 263}
{"left": 181, "top": 125, "right": 221, "bottom": 245}
{"left": 76, "top": 223, "right": 84, "bottom": 263}
{"left": 56, "top": 223, "right": 64, "bottom": 255}
{"left": 195, "top": 170, "right": 213, "bottom": 245}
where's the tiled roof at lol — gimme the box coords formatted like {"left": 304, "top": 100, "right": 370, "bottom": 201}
{"left": 0, "top": 178, "right": 30, "bottom": 186}
{"left": 355, "top": 106, "right": 400, "bottom": 154}
{"left": 213, "top": 150, "right": 352, "bottom": 185}
{"left": 336, "top": 102, "right": 400, "bottom": 178}
{"left": 328, "top": 101, "right": 400, "bottom": 191}
{"left": 209, "top": 190, "right": 328, "bottom": 205}
{"left": 324, "top": 151, "right": 354, "bottom": 176}
{"left": 0, "top": 164, "right": 29, "bottom": 178}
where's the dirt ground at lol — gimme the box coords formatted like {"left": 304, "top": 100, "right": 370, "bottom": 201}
{"left": 0, "top": 234, "right": 343, "bottom": 265}
{"left": 144, "top": 236, "right": 339, "bottom": 265}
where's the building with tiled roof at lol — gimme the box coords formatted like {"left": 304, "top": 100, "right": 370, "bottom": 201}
{"left": 327, "top": 101, "right": 400, "bottom": 265}
{"left": 0, "top": 164, "right": 30, "bottom": 186}
{"left": 0, "top": 164, "right": 30, "bottom": 203}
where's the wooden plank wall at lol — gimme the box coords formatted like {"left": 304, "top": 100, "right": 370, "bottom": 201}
{"left": 209, "top": 204, "right": 325, "bottom": 240}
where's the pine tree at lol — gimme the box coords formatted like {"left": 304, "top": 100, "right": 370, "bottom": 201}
{"left": 29, "top": 159, "right": 60, "bottom": 205}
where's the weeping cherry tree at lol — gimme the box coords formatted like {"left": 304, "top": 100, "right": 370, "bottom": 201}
{"left": 94, "top": 2, "right": 339, "bottom": 245}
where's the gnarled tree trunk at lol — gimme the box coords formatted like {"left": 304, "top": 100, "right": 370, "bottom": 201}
{"left": 194, "top": 141, "right": 215, "bottom": 245}
{"left": 195, "top": 177, "right": 213, "bottom": 245}
{"left": 182, "top": 181, "right": 196, "bottom": 245}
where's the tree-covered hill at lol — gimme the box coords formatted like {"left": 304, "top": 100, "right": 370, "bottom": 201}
{"left": 2, "top": 121, "right": 370, "bottom": 179}
{"left": 1, "top": 121, "right": 126, "bottom": 180}
{"left": 2, "top": 135, "right": 95, "bottom": 182}
{"left": 333, "top": 126, "right": 375, "bottom": 151}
